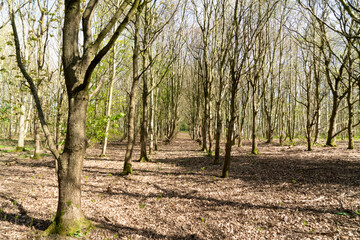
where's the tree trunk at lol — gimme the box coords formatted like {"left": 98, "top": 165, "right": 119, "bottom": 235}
{"left": 17, "top": 94, "right": 26, "bottom": 151}
{"left": 122, "top": 9, "right": 141, "bottom": 175}
{"left": 56, "top": 90, "right": 64, "bottom": 150}
{"left": 201, "top": 98, "right": 208, "bottom": 152}
{"left": 33, "top": 120, "right": 41, "bottom": 159}
{"left": 45, "top": 91, "right": 91, "bottom": 235}
{"left": 326, "top": 93, "right": 338, "bottom": 146}
{"left": 222, "top": 85, "right": 236, "bottom": 178}
{"left": 347, "top": 81, "right": 354, "bottom": 149}
{"left": 101, "top": 46, "right": 116, "bottom": 156}
{"left": 251, "top": 90, "right": 258, "bottom": 155}
{"left": 139, "top": 78, "right": 149, "bottom": 162}
{"left": 214, "top": 100, "right": 221, "bottom": 165}
{"left": 149, "top": 82, "right": 154, "bottom": 155}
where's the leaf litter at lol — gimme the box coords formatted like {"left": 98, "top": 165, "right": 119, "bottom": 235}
{"left": 0, "top": 133, "right": 359, "bottom": 239}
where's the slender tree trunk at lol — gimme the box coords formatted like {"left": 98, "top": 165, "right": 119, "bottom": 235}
{"left": 214, "top": 100, "right": 221, "bottom": 165}
{"left": 149, "top": 88, "right": 154, "bottom": 155}
{"left": 238, "top": 116, "right": 245, "bottom": 147}
{"left": 17, "top": 94, "right": 26, "bottom": 151}
{"left": 101, "top": 46, "right": 116, "bottom": 156}
{"left": 251, "top": 88, "right": 258, "bottom": 154}
{"left": 33, "top": 120, "right": 41, "bottom": 159}
{"left": 201, "top": 93, "right": 208, "bottom": 152}
{"left": 306, "top": 126, "right": 312, "bottom": 151}
{"left": 207, "top": 96, "right": 213, "bottom": 154}
{"left": 347, "top": 81, "right": 354, "bottom": 149}
{"left": 139, "top": 77, "right": 149, "bottom": 162}
{"left": 222, "top": 84, "right": 236, "bottom": 178}
{"left": 8, "top": 95, "right": 13, "bottom": 140}
{"left": 122, "top": 9, "right": 141, "bottom": 175}
{"left": 326, "top": 93, "right": 338, "bottom": 146}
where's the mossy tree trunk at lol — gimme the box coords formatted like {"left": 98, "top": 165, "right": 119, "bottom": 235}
{"left": 46, "top": 90, "right": 91, "bottom": 235}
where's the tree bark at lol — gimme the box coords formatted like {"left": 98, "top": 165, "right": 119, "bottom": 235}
{"left": 222, "top": 83, "right": 237, "bottom": 178}
{"left": 326, "top": 92, "right": 338, "bottom": 146}
{"left": 122, "top": 8, "right": 141, "bottom": 175}
{"left": 101, "top": 46, "right": 116, "bottom": 156}
{"left": 46, "top": 90, "right": 91, "bottom": 235}
{"left": 17, "top": 94, "right": 26, "bottom": 151}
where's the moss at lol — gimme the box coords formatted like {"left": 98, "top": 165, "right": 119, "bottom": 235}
{"left": 326, "top": 139, "right": 337, "bottom": 147}
{"left": 252, "top": 148, "right": 259, "bottom": 155}
{"left": 149, "top": 149, "right": 154, "bottom": 155}
{"left": 66, "top": 201, "right": 72, "bottom": 206}
{"left": 121, "top": 162, "right": 133, "bottom": 176}
{"left": 139, "top": 155, "right": 149, "bottom": 162}
{"left": 32, "top": 153, "right": 41, "bottom": 160}
{"left": 43, "top": 212, "right": 92, "bottom": 237}
{"left": 16, "top": 146, "right": 24, "bottom": 152}
{"left": 222, "top": 171, "right": 229, "bottom": 178}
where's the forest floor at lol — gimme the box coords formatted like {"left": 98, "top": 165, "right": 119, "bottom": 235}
{"left": 0, "top": 132, "right": 360, "bottom": 240}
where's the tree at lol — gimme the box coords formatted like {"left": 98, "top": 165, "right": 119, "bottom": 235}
{"left": 9, "top": 0, "right": 143, "bottom": 235}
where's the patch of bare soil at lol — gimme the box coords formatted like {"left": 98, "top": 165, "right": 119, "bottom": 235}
{"left": 1, "top": 133, "right": 360, "bottom": 239}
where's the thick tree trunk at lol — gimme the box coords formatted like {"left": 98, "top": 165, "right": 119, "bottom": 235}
{"left": 45, "top": 91, "right": 91, "bottom": 235}
{"left": 56, "top": 90, "right": 64, "bottom": 150}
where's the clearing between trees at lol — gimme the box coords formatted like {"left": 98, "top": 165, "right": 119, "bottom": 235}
{"left": 0, "top": 132, "right": 359, "bottom": 239}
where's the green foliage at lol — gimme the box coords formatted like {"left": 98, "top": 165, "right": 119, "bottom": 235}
{"left": 139, "top": 203, "right": 146, "bottom": 209}
{"left": 86, "top": 113, "right": 124, "bottom": 142}
{"left": 179, "top": 122, "right": 189, "bottom": 132}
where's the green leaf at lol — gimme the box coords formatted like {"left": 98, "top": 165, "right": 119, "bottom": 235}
{"left": 335, "top": 212, "right": 349, "bottom": 216}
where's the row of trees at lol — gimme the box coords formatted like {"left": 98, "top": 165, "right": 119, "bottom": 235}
{"left": 184, "top": 0, "right": 360, "bottom": 177}
{"left": 0, "top": 0, "right": 359, "bottom": 236}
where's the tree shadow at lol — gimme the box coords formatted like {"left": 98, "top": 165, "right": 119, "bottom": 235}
{"left": 91, "top": 218, "right": 216, "bottom": 239}
{"left": 155, "top": 152, "right": 360, "bottom": 187}
{"left": 107, "top": 182, "right": 346, "bottom": 216}
{"left": 0, "top": 195, "right": 52, "bottom": 231}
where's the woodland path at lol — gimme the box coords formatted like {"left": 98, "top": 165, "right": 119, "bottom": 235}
{"left": 0, "top": 133, "right": 360, "bottom": 239}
